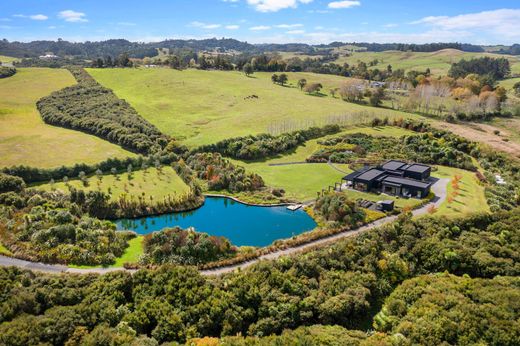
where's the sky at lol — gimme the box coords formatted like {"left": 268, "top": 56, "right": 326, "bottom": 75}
{"left": 1, "top": 0, "right": 519, "bottom": 44}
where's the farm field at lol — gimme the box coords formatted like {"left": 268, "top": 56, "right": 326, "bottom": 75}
{"left": 0, "top": 55, "right": 19, "bottom": 64}
{"left": 230, "top": 126, "right": 417, "bottom": 202}
{"left": 0, "top": 68, "right": 135, "bottom": 168}
{"left": 35, "top": 166, "right": 190, "bottom": 202}
{"left": 433, "top": 166, "right": 489, "bottom": 217}
{"left": 334, "top": 49, "right": 520, "bottom": 76}
{"left": 87, "top": 68, "right": 415, "bottom": 147}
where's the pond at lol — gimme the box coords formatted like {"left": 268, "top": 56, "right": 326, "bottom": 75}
{"left": 115, "top": 196, "right": 317, "bottom": 247}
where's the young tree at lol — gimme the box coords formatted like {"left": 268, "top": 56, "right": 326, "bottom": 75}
{"left": 243, "top": 63, "right": 254, "bottom": 77}
{"left": 297, "top": 78, "right": 307, "bottom": 90}
{"left": 303, "top": 83, "right": 323, "bottom": 94}
{"left": 271, "top": 74, "right": 279, "bottom": 84}
{"left": 369, "top": 87, "right": 385, "bottom": 107}
{"left": 278, "top": 73, "right": 288, "bottom": 86}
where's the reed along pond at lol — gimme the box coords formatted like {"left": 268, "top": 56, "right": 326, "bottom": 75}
{"left": 115, "top": 196, "right": 317, "bottom": 247}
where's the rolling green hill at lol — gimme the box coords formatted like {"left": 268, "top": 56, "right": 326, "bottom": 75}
{"left": 87, "top": 68, "right": 414, "bottom": 147}
{"left": 0, "top": 68, "right": 135, "bottom": 168}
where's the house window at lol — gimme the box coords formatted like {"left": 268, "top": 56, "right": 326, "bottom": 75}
{"left": 354, "top": 182, "right": 367, "bottom": 191}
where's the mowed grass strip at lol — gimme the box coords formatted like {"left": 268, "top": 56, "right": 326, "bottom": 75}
{"left": 87, "top": 68, "right": 413, "bottom": 147}
{"left": 0, "top": 68, "right": 135, "bottom": 168}
{"left": 35, "top": 166, "right": 191, "bottom": 202}
{"left": 433, "top": 165, "right": 489, "bottom": 217}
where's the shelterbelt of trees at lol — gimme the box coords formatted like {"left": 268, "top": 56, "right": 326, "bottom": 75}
{"left": 0, "top": 66, "right": 16, "bottom": 78}
{"left": 0, "top": 210, "right": 518, "bottom": 345}
{"left": 37, "top": 67, "right": 171, "bottom": 156}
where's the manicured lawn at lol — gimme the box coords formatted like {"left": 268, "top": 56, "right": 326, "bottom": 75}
{"left": 34, "top": 166, "right": 191, "bottom": 202}
{"left": 111, "top": 236, "right": 144, "bottom": 267}
{"left": 334, "top": 49, "right": 520, "bottom": 76}
{"left": 432, "top": 166, "right": 489, "bottom": 217}
{"left": 0, "top": 68, "right": 135, "bottom": 168}
{"left": 87, "top": 68, "right": 415, "bottom": 147}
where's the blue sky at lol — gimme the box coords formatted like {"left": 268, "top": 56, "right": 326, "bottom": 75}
{"left": 1, "top": 0, "right": 519, "bottom": 44}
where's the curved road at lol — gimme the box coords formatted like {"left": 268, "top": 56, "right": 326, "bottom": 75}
{"left": 0, "top": 179, "right": 448, "bottom": 276}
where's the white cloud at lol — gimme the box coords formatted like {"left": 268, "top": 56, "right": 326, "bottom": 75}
{"left": 250, "top": 25, "right": 271, "bottom": 31}
{"left": 225, "top": 25, "right": 240, "bottom": 30}
{"left": 13, "top": 14, "right": 48, "bottom": 20}
{"left": 411, "top": 8, "right": 520, "bottom": 39}
{"left": 247, "top": 0, "right": 313, "bottom": 13}
{"left": 275, "top": 23, "right": 303, "bottom": 28}
{"left": 190, "top": 21, "right": 222, "bottom": 29}
{"left": 286, "top": 30, "right": 305, "bottom": 34}
{"left": 58, "top": 10, "right": 88, "bottom": 23}
{"left": 328, "top": 1, "right": 361, "bottom": 9}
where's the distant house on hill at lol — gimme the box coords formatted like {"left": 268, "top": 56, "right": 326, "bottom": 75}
{"left": 343, "top": 160, "right": 433, "bottom": 199}
{"left": 39, "top": 54, "right": 59, "bottom": 59}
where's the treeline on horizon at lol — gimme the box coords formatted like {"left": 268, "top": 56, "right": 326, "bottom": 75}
{"left": 2, "top": 38, "right": 520, "bottom": 59}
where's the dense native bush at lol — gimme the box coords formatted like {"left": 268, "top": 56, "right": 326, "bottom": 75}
{"left": 0, "top": 66, "right": 16, "bottom": 78}
{"left": 195, "top": 125, "right": 341, "bottom": 160}
{"left": 0, "top": 173, "right": 25, "bottom": 193}
{"left": 0, "top": 191, "right": 132, "bottom": 265}
{"left": 37, "top": 67, "right": 170, "bottom": 155}
{"left": 141, "top": 227, "right": 236, "bottom": 265}
{"left": 0, "top": 209, "right": 518, "bottom": 344}
{"left": 449, "top": 57, "right": 510, "bottom": 82}
{"left": 373, "top": 274, "right": 520, "bottom": 346}
{"left": 186, "top": 153, "right": 265, "bottom": 192}
{"left": 314, "top": 192, "right": 366, "bottom": 226}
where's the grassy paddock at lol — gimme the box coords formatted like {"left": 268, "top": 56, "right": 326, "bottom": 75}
{"left": 432, "top": 166, "right": 489, "bottom": 217}
{"left": 35, "top": 166, "right": 190, "bottom": 202}
{"left": 0, "top": 68, "right": 135, "bottom": 168}
{"left": 87, "top": 68, "right": 414, "bottom": 147}
{"left": 334, "top": 49, "right": 520, "bottom": 76}
{"left": 0, "top": 55, "right": 19, "bottom": 64}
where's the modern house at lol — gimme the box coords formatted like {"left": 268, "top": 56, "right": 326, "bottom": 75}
{"left": 343, "top": 160, "right": 433, "bottom": 199}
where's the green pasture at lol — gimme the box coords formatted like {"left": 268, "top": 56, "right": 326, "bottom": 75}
{"left": 0, "top": 55, "right": 19, "bottom": 64}
{"left": 87, "top": 68, "right": 414, "bottom": 147}
{"left": 334, "top": 49, "right": 520, "bottom": 76}
{"left": 0, "top": 68, "right": 135, "bottom": 168}
{"left": 433, "top": 166, "right": 490, "bottom": 217}
{"left": 35, "top": 166, "right": 190, "bottom": 202}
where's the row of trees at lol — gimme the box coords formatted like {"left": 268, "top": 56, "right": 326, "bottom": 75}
{"left": 37, "top": 67, "right": 171, "bottom": 155}
{"left": 0, "top": 209, "right": 518, "bottom": 344}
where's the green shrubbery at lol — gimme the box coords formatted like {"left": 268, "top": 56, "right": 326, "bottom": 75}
{"left": 141, "top": 227, "right": 236, "bottom": 265}
{"left": 0, "top": 66, "right": 16, "bottom": 78}
{"left": 314, "top": 192, "right": 366, "bottom": 227}
{"left": 0, "top": 209, "right": 519, "bottom": 344}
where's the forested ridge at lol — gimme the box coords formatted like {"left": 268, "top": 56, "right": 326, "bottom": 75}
{"left": 0, "top": 209, "right": 518, "bottom": 345}
{"left": 37, "top": 67, "right": 171, "bottom": 155}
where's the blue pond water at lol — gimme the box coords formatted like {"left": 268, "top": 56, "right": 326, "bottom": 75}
{"left": 115, "top": 197, "right": 317, "bottom": 247}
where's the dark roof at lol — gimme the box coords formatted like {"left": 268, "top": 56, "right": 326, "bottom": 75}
{"left": 356, "top": 169, "right": 386, "bottom": 182}
{"left": 381, "top": 160, "right": 407, "bottom": 171}
{"left": 378, "top": 200, "right": 395, "bottom": 206}
{"left": 382, "top": 176, "right": 432, "bottom": 189}
{"left": 404, "top": 164, "right": 431, "bottom": 173}
{"left": 343, "top": 171, "right": 363, "bottom": 181}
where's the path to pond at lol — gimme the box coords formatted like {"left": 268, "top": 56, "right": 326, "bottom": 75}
{"left": 0, "top": 179, "right": 448, "bottom": 276}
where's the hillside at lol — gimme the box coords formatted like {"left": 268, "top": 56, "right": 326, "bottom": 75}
{"left": 0, "top": 68, "right": 135, "bottom": 168}
{"left": 334, "top": 48, "right": 520, "bottom": 75}
{"left": 87, "top": 68, "right": 414, "bottom": 147}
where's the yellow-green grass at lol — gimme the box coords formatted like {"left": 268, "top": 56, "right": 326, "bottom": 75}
{"left": 0, "top": 55, "right": 19, "bottom": 64}
{"left": 69, "top": 236, "right": 144, "bottom": 269}
{"left": 432, "top": 166, "right": 489, "bottom": 217}
{"left": 335, "top": 49, "right": 520, "bottom": 76}
{"left": 34, "top": 166, "right": 190, "bottom": 202}
{"left": 229, "top": 126, "right": 416, "bottom": 201}
{"left": 0, "top": 241, "right": 12, "bottom": 256}
{"left": 87, "top": 68, "right": 415, "bottom": 147}
{"left": 0, "top": 68, "right": 135, "bottom": 168}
